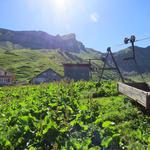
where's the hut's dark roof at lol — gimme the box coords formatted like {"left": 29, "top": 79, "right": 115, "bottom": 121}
{"left": 29, "top": 68, "right": 62, "bottom": 82}
{"left": 63, "top": 63, "right": 90, "bottom": 67}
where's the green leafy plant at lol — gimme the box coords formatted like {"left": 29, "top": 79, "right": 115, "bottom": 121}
{"left": 0, "top": 81, "right": 149, "bottom": 149}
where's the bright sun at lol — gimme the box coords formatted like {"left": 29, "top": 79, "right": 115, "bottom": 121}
{"left": 27, "top": 0, "right": 81, "bottom": 30}
{"left": 53, "top": 0, "right": 72, "bottom": 13}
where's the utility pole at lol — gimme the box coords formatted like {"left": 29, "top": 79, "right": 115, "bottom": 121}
{"left": 124, "top": 35, "right": 136, "bottom": 60}
{"left": 123, "top": 35, "right": 145, "bottom": 82}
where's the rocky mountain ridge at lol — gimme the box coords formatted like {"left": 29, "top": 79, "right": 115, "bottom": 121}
{"left": 0, "top": 28, "right": 85, "bottom": 51}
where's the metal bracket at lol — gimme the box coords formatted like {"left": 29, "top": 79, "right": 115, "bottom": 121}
{"left": 99, "top": 47, "right": 125, "bottom": 83}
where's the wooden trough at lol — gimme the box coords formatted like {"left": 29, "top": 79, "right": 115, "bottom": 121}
{"left": 118, "top": 82, "right": 150, "bottom": 109}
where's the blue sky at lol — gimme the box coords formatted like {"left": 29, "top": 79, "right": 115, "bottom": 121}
{"left": 0, "top": 0, "right": 150, "bottom": 52}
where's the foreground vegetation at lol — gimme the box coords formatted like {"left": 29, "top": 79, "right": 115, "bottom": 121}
{"left": 0, "top": 81, "right": 150, "bottom": 149}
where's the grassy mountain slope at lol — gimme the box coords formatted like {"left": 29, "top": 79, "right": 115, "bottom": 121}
{"left": 1, "top": 44, "right": 150, "bottom": 83}
{"left": 0, "top": 47, "right": 102, "bottom": 82}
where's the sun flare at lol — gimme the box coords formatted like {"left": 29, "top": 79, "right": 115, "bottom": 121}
{"left": 53, "top": 0, "right": 72, "bottom": 13}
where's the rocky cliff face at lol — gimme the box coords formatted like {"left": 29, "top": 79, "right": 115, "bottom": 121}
{"left": 0, "top": 28, "right": 85, "bottom": 51}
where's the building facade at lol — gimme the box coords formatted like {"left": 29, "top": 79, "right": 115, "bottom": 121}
{"left": 0, "top": 69, "right": 15, "bottom": 86}
{"left": 30, "top": 68, "right": 62, "bottom": 84}
{"left": 63, "top": 64, "right": 91, "bottom": 81}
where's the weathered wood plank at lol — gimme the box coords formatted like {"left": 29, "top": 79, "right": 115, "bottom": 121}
{"left": 118, "top": 82, "right": 150, "bottom": 109}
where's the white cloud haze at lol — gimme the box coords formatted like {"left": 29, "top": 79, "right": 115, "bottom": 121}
{"left": 90, "top": 12, "right": 99, "bottom": 23}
